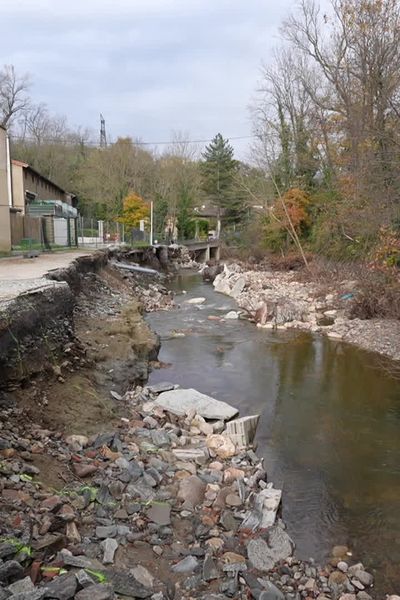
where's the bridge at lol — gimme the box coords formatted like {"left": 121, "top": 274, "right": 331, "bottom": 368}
{"left": 182, "top": 239, "right": 221, "bottom": 262}
{"left": 114, "top": 239, "right": 221, "bottom": 265}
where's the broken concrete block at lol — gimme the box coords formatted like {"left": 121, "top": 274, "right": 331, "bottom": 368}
{"left": 226, "top": 415, "right": 260, "bottom": 447}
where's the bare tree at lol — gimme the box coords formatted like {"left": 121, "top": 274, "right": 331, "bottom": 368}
{"left": 282, "top": 0, "right": 400, "bottom": 211}
{"left": 0, "top": 65, "right": 31, "bottom": 128}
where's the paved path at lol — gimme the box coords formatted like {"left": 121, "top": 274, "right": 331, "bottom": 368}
{"left": 0, "top": 251, "right": 93, "bottom": 303}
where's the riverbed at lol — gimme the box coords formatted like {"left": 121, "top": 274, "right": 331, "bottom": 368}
{"left": 147, "top": 271, "right": 400, "bottom": 594}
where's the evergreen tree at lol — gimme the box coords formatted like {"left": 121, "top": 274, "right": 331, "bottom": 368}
{"left": 200, "top": 133, "right": 243, "bottom": 223}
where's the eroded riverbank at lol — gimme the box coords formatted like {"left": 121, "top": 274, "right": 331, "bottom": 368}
{"left": 0, "top": 255, "right": 399, "bottom": 599}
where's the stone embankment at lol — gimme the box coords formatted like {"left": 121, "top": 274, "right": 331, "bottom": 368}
{"left": 0, "top": 382, "right": 381, "bottom": 600}
{"left": 213, "top": 264, "right": 400, "bottom": 362}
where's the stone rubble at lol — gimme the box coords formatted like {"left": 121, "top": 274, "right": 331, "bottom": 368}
{"left": 0, "top": 382, "right": 380, "bottom": 600}
{"left": 213, "top": 264, "right": 400, "bottom": 361}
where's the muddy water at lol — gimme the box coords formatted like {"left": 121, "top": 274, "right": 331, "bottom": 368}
{"left": 147, "top": 272, "right": 400, "bottom": 593}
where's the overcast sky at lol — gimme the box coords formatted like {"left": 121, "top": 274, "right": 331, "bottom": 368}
{"left": 1, "top": 0, "right": 298, "bottom": 158}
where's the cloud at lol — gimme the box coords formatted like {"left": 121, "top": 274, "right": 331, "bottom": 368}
{"left": 0, "top": 0, "right": 296, "bottom": 158}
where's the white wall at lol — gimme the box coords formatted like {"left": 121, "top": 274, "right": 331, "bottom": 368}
{"left": 54, "top": 218, "right": 69, "bottom": 246}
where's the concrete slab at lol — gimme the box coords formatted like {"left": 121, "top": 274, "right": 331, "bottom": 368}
{"left": 155, "top": 388, "right": 239, "bottom": 421}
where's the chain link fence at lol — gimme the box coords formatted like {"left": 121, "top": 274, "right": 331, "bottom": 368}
{"left": 77, "top": 217, "right": 150, "bottom": 248}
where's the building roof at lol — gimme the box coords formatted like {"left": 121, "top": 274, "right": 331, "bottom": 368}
{"left": 11, "top": 159, "right": 72, "bottom": 197}
{"left": 193, "top": 205, "right": 226, "bottom": 218}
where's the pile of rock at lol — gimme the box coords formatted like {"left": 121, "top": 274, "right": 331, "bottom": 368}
{"left": 0, "top": 385, "right": 379, "bottom": 599}
{"left": 212, "top": 263, "right": 400, "bottom": 360}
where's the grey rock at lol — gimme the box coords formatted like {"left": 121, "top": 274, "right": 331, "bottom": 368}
{"left": 131, "top": 565, "right": 154, "bottom": 589}
{"left": 96, "top": 525, "right": 117, "bottom": 539}
{"left": 127, "top": 461, "right": 143, "bottom": 481}
{"left": 203, "top": 555, "right": 219, "bottom": 581}
{"left": 247, "top": 527, "right": 293, "bottom": 572}
{"left": 7, "top": 577, "right": 35, "bottom": 595}
{"left": 11, "top": 590, "right": 46, "bottom": 600}
{"left": 60, "top": 553, "right": 100, "bottom": 570}
{"left": 150, "top": 430, "right": 170, "bottom": 447}
{"left": 143, "top": 472, "right": 158, "bottom": 487}
{"left": 126, "top": 479, "right": 154, "bottom": 501}
{"left": 356, "top": 592, "right": 373, "bottom": 600}
{"left": 353, "top": 570, "right": 373, "bottom": 587}
{"left": 43, "top": 573, "right": 77, "bottom": 599}
{"left": 259, "top": 582, "right": 285, "bottom": 600}
{"left": 221, "top": 578, "right": 239, "bottom": 596}
{"left": 115, "top": 457, "right": 130, "bottom": 470}
{"left": 101, "top": 538, "right": 118, "bottom": 564}
{"left": 146, "top": 503, "right": 171, "bottom": 526}
{"left": 75, "top": 570, "right": 96, "bottom": 589}
{"left": 147, "top": 382, "right": 175, "bottom": 394}
{"left": 230, "top": 277, "right": 246, "bottom": 299}
{"left": 143, "top": 416, "right": 158, "bottom": 429}
{"left": 126, "top": 502, "right": 141, "bottom": 515}
{"left": 116, "top": 525, "right": 130, "bottom": 536}
{"left": 220, "top": 510, "right": 239, "bottom": 532}
{"left": 74, "top": 584, "right": 115, "bottom": 600}
{"left": 106, "top": 570, "right": 152, "bottom": 598}
{"left": 0, "top": 561, "right": 24, "bottom": 583}
{"left": 0, "top": 543, "right": 17, "bottom": 559}
{"left": 155, "top": 388, "right": 238, "bottom": 421}
{"left": 177, "top": 475, "right": 206, "bottom": 509}
{"left": 172, "top": 555, "right": 199, "bottom": 574}
{"left": 145, "top": 467, "right": 163, "bottom": 484}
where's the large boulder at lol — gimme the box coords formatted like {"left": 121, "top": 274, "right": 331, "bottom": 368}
{"left": 202, "top": 264, "right": 224, "bottom": 283}
{"left": 154, "top": 388, "right": 238, "bottom": 421}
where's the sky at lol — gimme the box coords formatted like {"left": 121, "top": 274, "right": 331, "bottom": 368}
{"left": 1, "top": 0, "right": 299, "bottom": 159}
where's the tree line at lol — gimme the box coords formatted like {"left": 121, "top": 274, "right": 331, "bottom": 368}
{"left": 251, "top": 0, "right": 400, "bottom": 266}
{"left": 0, "top": 65, "right": 259, "bottom": 241}
{"left": 3, "top": 0, "right": 400, "bottom": 266}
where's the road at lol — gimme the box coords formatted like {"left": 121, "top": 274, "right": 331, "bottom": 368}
{"left": 0, "top": 250, "right": 92, "bottom": 302}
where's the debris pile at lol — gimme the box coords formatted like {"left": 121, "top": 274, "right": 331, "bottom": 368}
{"left": 0, "top": 384, "right": 379, "bottom": 599}
{"left": 213, "top": 264, "right": 400, "bottom": 361}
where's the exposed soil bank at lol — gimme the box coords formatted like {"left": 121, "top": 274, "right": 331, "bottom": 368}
{"left": 0, "top": 243, "right": 196, "bottom": 394}
{"left": 213, "top": 264, "right": 400, "bottom": 363}
{"left": 0, "top": 248, "right": 177, "bottom": 436}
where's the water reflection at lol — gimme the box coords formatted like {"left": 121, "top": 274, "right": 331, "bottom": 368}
{"left": 147, "top": 273, "right": 400, "bottom": 593}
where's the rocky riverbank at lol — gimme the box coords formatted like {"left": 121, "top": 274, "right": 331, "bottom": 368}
{"left": 0, "top": 381, "right": 382, "bottom": 600}
{"left": 0, "top": 252, "right": 397, "bottom": 599}
{"left": 212, "top": 264, "right": 400, "bottom": 363}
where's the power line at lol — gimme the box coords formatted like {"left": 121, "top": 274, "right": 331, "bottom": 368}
{"left": 8, "top": 133, "right": 255, "bottom": 147}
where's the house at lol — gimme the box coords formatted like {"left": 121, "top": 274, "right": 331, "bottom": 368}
{"left": 0, "top": 126, "right": 12, "bottom": 252}
{"left": 9, "top": 160, "right": 78, "bottom": 249}
{"left": 11, "top": 160, "right": 76, "bottom": 214}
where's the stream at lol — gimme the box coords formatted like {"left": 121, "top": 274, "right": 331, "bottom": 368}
{"left": 147, "top": 271, "right": 400, "bottom": 593}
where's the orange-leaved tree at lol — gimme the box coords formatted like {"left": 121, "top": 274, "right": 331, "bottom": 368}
{"left": 273, "top": 187, "right": 310, "bottom": 234}
{"left": 118, "top": 193, "right": 150, "bottom": 228}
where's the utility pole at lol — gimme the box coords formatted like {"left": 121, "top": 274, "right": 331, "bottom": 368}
{"left": 150, "top": 201, "right": 154, "bottom": 246}
{"left": 100, "top": 114, "right": 107, "bottom": 148}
